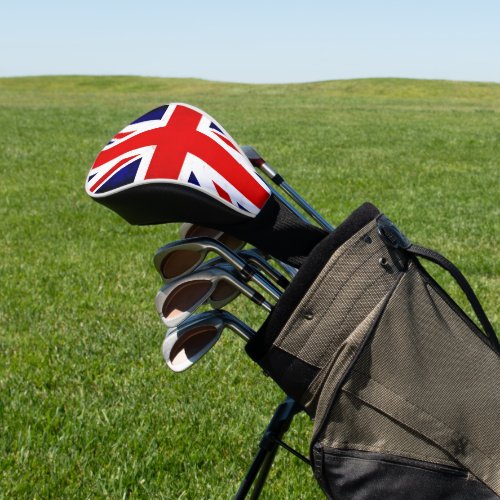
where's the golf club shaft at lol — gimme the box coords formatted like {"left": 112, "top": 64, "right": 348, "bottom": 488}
{"left": 248, "top": 270, "right": 281, "bottom": 301}
{"left": 230, "top": 278, "right": 274, "bottom": 313}
{"left": 222, "top": 311, "right": 256, "bottom": 342}
{"left": 241, "top": 250, "right": 289, "bottom": 289}
{"left": 197, "top": 247, "right": 282, "bottom": 300}
{"left": 273, "top": 258, "right": 298, "bottom": 278}
{"left": 185, "top": 238, "right": 283, "bottom": 300}
{"left": 267, "top": 181, "right": 312, "bottom": 228}
{"left": 281, "top": 180, "right": 333, "bottom": 230}
{"left": 242, "top": 146, "right": 334, "bottom": 231}
{"left": 179, "top": 224, "right": 298, "bottom": 283}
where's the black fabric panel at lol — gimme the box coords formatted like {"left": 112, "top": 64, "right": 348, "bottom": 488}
{"left": 94, "top": 184, "right": 327, "bottom": 267}
{"left": 216, "top": 196, "right": 328, "bottom": 267}
{"left": 315, "top": 447, "right": 498, "bottom": 500}
{"left": 246, "top": 202, "right": 380, "bottom": 362}
{"left": 258, "top": 346, "right": 320, "bottom": 406}
{"left": 93, "top": 182, "right": 249, "bottom": 226}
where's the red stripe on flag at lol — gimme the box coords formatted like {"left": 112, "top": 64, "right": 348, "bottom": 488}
{"left": 90, "top": 155, "right": 138, "bottom": 193}
{"left": 212, "top": 181, "right": 232, "bottom": 204}
{"left": 212, "top": 131, "right": 239, "bottom": 152}
{"left": 114, "top": 131, "right": 134, "bottom": 140}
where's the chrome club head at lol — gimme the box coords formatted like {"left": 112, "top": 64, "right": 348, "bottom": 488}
{"left": 153, "top": 237, "right": 281, "bottom": 300}
{"left": 161, "top": 310, "right": 255, "bottom": 372}
{"left": 155, "top": 265, "right": 273, "bottom": 328}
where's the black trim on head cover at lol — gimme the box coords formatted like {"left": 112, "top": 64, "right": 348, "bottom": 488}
{"left": 92, "top": 183, "right": 250, "bottom": 226}
{"left": 93, "top": 183, "right": 328, "bottom": 267}
{"left": 246, "top": 202, "right": 380, "bottom": 362}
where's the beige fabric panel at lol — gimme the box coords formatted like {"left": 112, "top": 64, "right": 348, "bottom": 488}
{"left": 320, "top": 389, "right": 460, "bottom": 468}
{"left": 269, "top": 219, "right": 403, "bottom": 407}
{"left": 345, "top": 265, "right": 500, "bottom": 494}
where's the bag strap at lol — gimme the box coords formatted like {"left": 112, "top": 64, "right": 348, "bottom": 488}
{"left": 377, "top": 215, "right": 500, "bottom": 354}
{"left": 407, "top": 244, "right": 499, "bottom": 353}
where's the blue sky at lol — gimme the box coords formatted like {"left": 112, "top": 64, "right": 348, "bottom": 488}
{"left": 2, "top": 0, "right": 499, "bottom": 83}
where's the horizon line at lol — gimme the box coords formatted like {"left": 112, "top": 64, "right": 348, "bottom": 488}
{"left": 1, "top": 74, "right": 500, "bottom": 86}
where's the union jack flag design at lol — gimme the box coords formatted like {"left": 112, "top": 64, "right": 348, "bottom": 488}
{"left": 86, "top": 103, "right": 271, "bottom": 216}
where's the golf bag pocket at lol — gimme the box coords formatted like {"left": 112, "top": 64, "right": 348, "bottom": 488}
{"left": 313, "top": 446, "right": 495, "bottom": 500}
{"left": 246, "top": 202, "right": 500, "bottom": 499}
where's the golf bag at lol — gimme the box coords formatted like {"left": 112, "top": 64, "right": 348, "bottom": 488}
{"left": 246, "top": 203, "right": 500, "bottom": 499}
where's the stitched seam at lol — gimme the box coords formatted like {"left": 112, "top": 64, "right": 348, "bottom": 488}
{"left": 313, "top": 268, "right": 398, "bottom": 368}
{"left": 296, "top": 275, "right": 393, "bottom": 403}
{"left": 320, "top": 441, "right": 461, "bottom": 468}
{"left": 274, "top": 236, "right": 382, "bottom": 352}
{"left": 346, "top": 371, "right": 495, "bottom": 467}
{"left": 272, "top": 222, "right": 380, "bottom": 350}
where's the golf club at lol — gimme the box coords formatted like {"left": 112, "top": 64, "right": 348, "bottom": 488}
{"left": 239, "top": 249, "right": 290, "bottom": 289}
{"left": 171, "top": 257, "right": 246, "bottom": 310}
{"left": 155, "top": 265, "right": 274, "bottom": 328}
{"left": 162, "top": 310, "right": 255, "bottom": 372}
{"left": 161, "top": 255, "right": 282, "bottom": 311}
{"left": 197, "top": 255, "right": 287, "bottom": 309}
{"left": 86, "top": 103, "right": 328, "bottom": 266}
{"left": 179, "top": 222, "right": 245, "bottom": 251}
{"left": 156, "top": 238, "right": 290, "bottom": 288}
{"left": 153, "top": 237, "right": 282, "bottom": 300}
{"left": 179, "top": 223, "right": 297, "bottom": 281}
{"left": 242, "top": 145, "right": 334, "bottom": 231}
{"left": 188, "top": 256, "right": 286, "bottom": 310}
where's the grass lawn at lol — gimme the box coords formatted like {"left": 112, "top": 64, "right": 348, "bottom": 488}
{"left": 0, "top": 76, "right": 498, "bottom": 498}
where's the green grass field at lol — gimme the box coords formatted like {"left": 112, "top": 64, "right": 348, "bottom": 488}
{"left": 1, "top": 76, "right": 498, "bottom": 498}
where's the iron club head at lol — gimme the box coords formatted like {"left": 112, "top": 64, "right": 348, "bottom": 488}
{"left": 153, "top": 237, "right": 282, "bottom": 300}
{"left": 155, "top": 264, "right": 273, "bottom": 328}
{"left": 161, "top": 310, "right": 255, "bottom": 372}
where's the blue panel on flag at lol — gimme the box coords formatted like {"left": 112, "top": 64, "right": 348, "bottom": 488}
{"left": 96, "top": 158, "right": 141, "bottom": 193}
{"left": 131, "top": 105, "right": 168, "bottom": 124}
{"left": 87, "top": 173, "right": 96, "bottom": 182}
{"left": 237, "top": 202, "right": 249, "bottom": 212}
{"left": 188, "top": 171, "right": 200, "bottom": 186}
{"left": 209, "top": 122, "right": 224, "bottom": 134}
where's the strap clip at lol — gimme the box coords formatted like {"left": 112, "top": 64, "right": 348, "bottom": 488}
{"left": 377, "top": 215, "right": 411, "bottom": 250}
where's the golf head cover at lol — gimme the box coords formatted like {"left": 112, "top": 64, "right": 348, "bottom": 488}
{"left": 85, "top": 103, "right": 328, "bottom": 266}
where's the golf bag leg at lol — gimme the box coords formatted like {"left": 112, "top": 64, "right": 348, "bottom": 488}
{"left": 234, "top": 397, "right": 302, "bottom": 499}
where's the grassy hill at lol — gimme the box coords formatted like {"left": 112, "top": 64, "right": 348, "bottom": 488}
{"left": 1, "top": 76, "right": 498, "bottom": 498}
